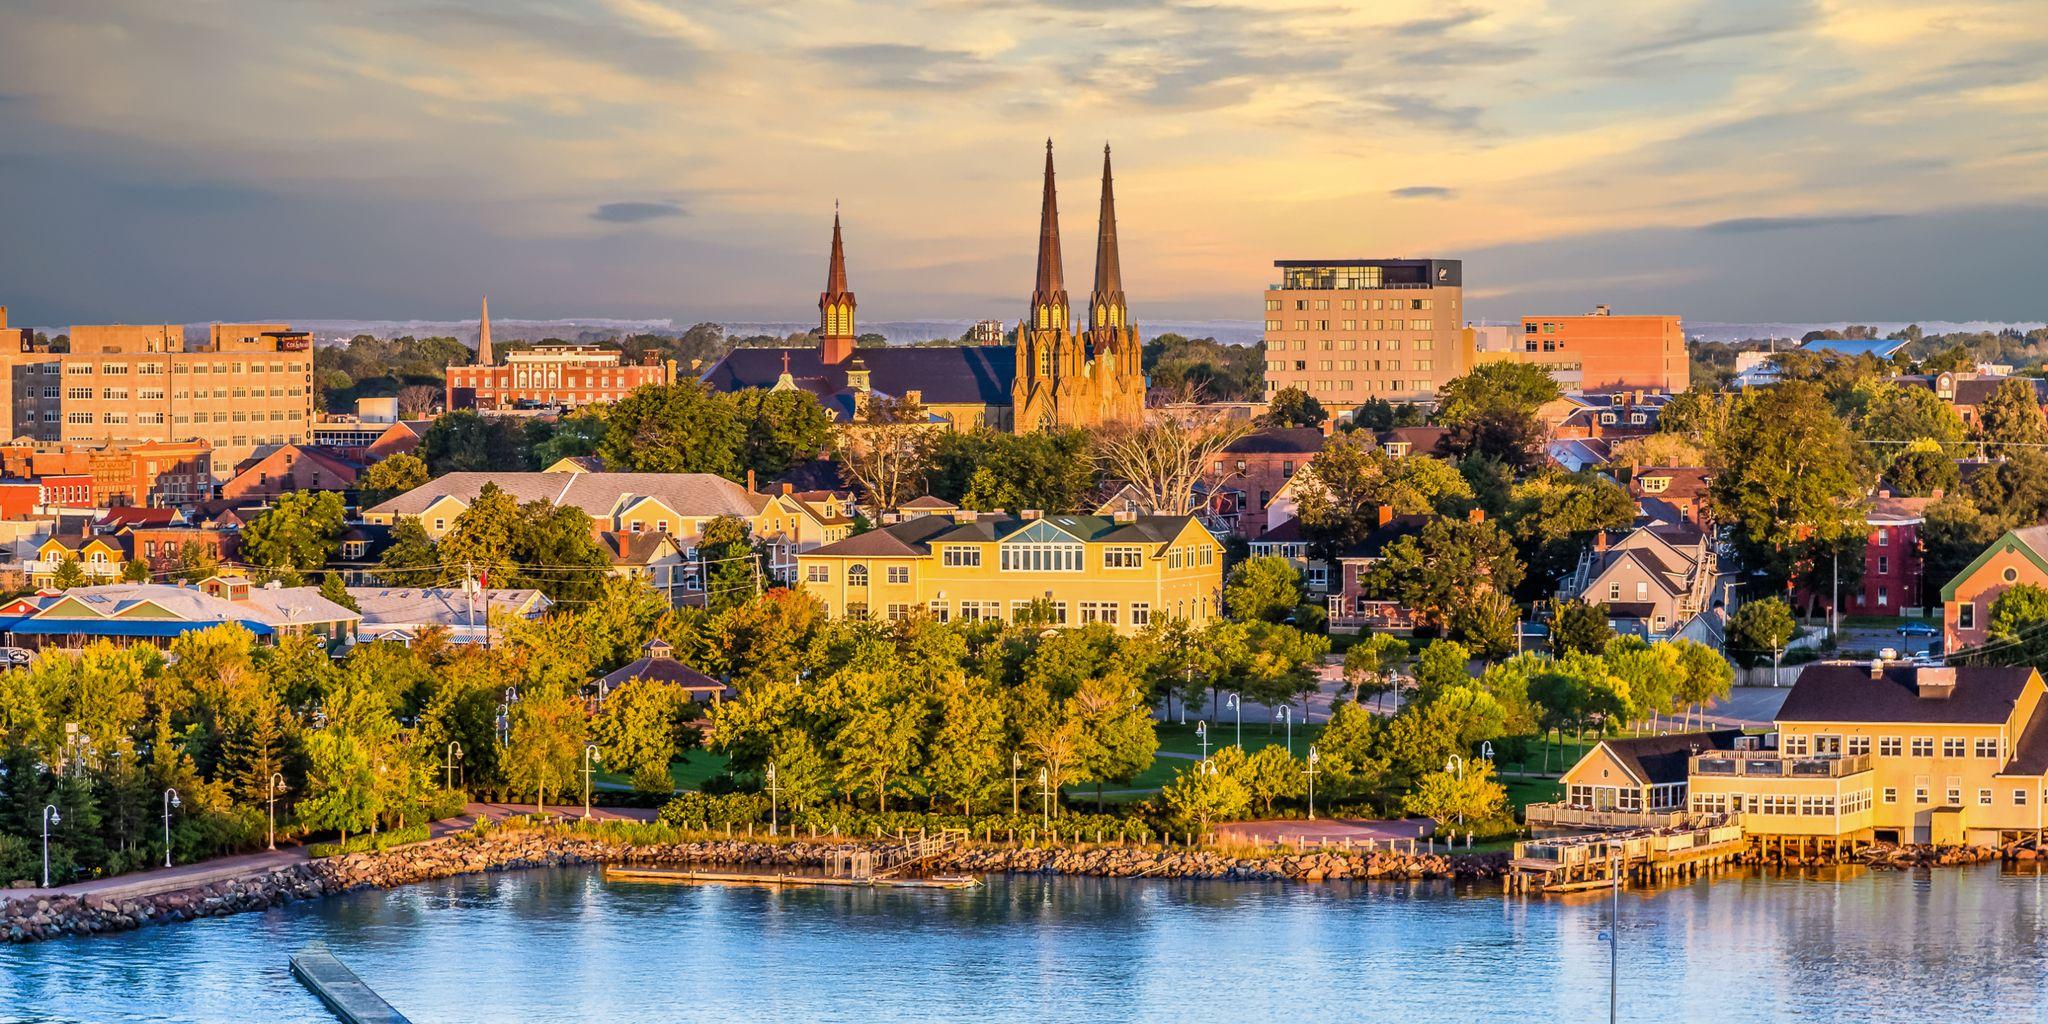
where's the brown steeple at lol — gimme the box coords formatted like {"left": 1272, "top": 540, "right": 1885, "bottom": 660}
{"left": 818, "top": 206, "right": 857, "bottom": 366}
{"left": 476, "top": 295, "right": 493, "bottom": 365}
{"left": 1028, "top": 139, "right": 1068, "bottom": 331}
{"left": 1089, "top": 144, "right": 1126, "bottom": 330}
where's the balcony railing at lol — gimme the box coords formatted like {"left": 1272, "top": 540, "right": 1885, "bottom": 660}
{"left": 1691, "top": 752, "right": 1871, "bottom": 778}
{"left": 1524, "top": 804, "right": 1687, "bottom": 830}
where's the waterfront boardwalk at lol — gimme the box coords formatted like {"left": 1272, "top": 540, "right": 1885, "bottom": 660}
{"left": 290, "top": 945, "right": 412, "bottom": 1024}
{"left": 1505, "top": 819, "right": 1746, "bottom": 894}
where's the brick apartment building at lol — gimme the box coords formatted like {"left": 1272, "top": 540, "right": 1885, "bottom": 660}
{"left": 0, "top": 439, "right": 213, "bottom": 509}
{"left": 1515, "top": 307, "right": 1688, "bottom": 393}
{"left": 1261, "top": 259, "right": 1465, "bottom": 403}
{"left": 1202, "top": 427, "right": 1325, "bottom": 538}
{"left": 445, "top": 345, "right": 673, "bottom": 411}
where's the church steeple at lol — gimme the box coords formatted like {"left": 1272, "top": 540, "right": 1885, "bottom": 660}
{"left": 1089, "top": 144, "right": 1126, "bottom": 330}
{"left": 818, "top": 205, "right": 857, "bottom": 366}
{"left": 476, "top": 295, "right": 493, "bottom": 365}
{"left": 1028, "top": 139, "right": 1068, "bottom": 331}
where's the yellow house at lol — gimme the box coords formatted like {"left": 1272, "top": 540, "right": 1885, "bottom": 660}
{"left": 29, "top": 533, "right": 130, "bottom": 587}
{"left": 1528, "top": 730, "right": 1747, "bottom": 831}
{"left": 796, "top": 511, "right": 1223, "bottom": 632}
{"left": 1688, "top": 661, "right": 2048, "bottom": 848}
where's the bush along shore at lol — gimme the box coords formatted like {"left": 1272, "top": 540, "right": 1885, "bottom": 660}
{"left": 2, "top": 821, "right": 1505, "bottom": 944}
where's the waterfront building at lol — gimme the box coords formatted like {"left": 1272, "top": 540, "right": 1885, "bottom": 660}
{"left": 0, "top": 575, "right": 358, "bottom": 649}
{"left": 1940, "top": 525, "right": 2048, "bottom": 654}
{"left": 1687, "top": 661, "right": 2048, "bottom": 848}
{"left": 701, "top": 142, "right": 1145, "bottom": 433}
{"left": 1261, "top": 259, "right": 1464, "bottom": 403}
{"left": 1528, "top": 730, "right": 1746, "bottom": 831}
{"left": 796, "top": 510, "right": 1222, "bottom": 632}
{"left": 2, "top": 323, "right": 314, "bottom": 478}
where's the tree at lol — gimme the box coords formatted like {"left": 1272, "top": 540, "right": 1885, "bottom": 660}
{"left": 1236, "top": 744, "right": 1306, "bottom": 816}
{"left": 1402, "top": 759, "right": 1508, "bottom": 828}
{"left": 319, "top": 573, "right": 360, "bottom": 612}
{"left": 1092, "top": 409, "right": 1253, "bottom": 515}
{"left": 697, "top": 515, "right": 760, "bottom": 613}
{"left": 1670, "top": 638, "right": 1734, "bottom": 730}
{"left": 1364, "top": 517, "right": 1524, "bottom": 639}
{"left": 1412, "top": 639, "right": 1473, "bottom": 701}
{"left": 1709, "top": 381, "right": 1867, "bottom": 591}
{"left": 1069, "top": 671, "right": 1159, "bottom": 808}
{"left": 51, "top": 557, "right": 85, "bottom": 590}
{"left": 1435, "top": 362, "right": 1561, "bottom": 426}
{"left": 1224, "top": 556, "right": 1304, "bottom": 624}
{"left": 531, "top": 408, "right": 608, "bottom": 469}
{"left": 1550, "top": 598, "right": 1614, "bottom": 656}
{"left": 420, "top": 410, "right": 531, "bottom": 474}
{"left": 1341, "top": 633, "right": 1408, "bottom": 709}
{"left": 929, "top": 429, "right": 1099, "bottom": 514}
{"left": 357, "top": 453, "right": 431, "bottom": 507}
{"left": 1503, "top": 472, "right": 1636, "bottom": 597}
{"left": 1976, "top": 376, "right": 2048, "bottom": 447}
{"left": 299, "top": 728, "right": 376, "bottom": 842}
{"left": 506, "top": 693, "right": 588, "bottom": 813}
{"left": 173, "top": 540, "right": 224, "bottom": 584}
{"left": 437, "top": 483, "right": 520, "bottom": 588}
{"left": 729, "top": 388, "right": 835, "bottom": 481}
{"left": 923, "top": 676, "right": 1006, "bottom": 813}
{"left": 120, "top": 558, "right": 151, "bottom": 583}
{"left": 1260, "top": 386, "right": 1327, "bottom": 428}
{"left": 1159, "top": 762, "right": 1249, "bottom": 833}
{"left": 591, "top": 680, "right": 696, "bottom": 794}
{"left": 1292, "top": 435, "right": 1473, "bottom": 561}
{"left": 825, "top": 673, "right": 922, "bottom": 812}
{"left": 241, "top": 491, "right": 348, "bottom": 579}
{"left": 835, "top": 396, "right": 933, "bottom": 512}
{"left": 598, "top": 380, "right": 746, "bottom": 479}
{"left": 1983, "top": 584, "right": 2048, "bottom": 666}
{"left": 375, "top": 518, "right": 442, "bottom": 587}
{"left": 1728, "top": 597, "right": 1797, "bottom": 670}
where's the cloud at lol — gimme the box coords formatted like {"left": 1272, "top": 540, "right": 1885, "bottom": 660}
{"left": 1396, "top": 8, "right": 1486, "bottom": 36}
{"left": 1699, "top": 213, "right": 1902, "bottom": 234}
{"left": 1390, "top": 186, "right": 1457, "bottom": 199}
{"left": 591, "top": 201, "right": 686, "bottom": 223}
{"left": 809, "top": 42, "right": 995, "bottom": 91}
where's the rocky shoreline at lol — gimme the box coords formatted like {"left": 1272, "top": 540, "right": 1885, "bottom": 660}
{"left": 2, "top": 828, "right": 1506, "bottom": 945}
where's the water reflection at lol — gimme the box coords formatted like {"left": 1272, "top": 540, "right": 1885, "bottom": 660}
{"left": 2, "top": 866, "right": 2045, "bottom": 1023}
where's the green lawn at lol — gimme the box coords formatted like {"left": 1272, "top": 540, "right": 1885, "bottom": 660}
{"left": 599, "top": 750, "right": 731, "bottom": 792}
{"left": 1156, "top": 720, "right": 1326, "bottom": 757}
{"left": 1502, "top": 776, "right": 1563, "bottom": 813}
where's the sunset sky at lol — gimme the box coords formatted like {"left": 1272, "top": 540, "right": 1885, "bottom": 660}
{"left": 2, "top": 0, "right": 2045, "bottom": 328}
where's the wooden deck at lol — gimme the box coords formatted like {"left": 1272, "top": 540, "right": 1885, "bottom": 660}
{"left": 290, "top": 945, "right": 412, "bottom": 1024}
{"left": 1504, "top": 819, "right": 1747, "bottom": 895}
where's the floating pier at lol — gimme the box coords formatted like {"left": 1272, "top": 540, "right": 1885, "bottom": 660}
{"left": 604, "top": 866, "right": 979, "bottom": 890}
{"left": 290, "top": 944, "right": 413, "bottom": 1024}
{"left": 1504, "top": 819, "right": 1747, "bottom": 895}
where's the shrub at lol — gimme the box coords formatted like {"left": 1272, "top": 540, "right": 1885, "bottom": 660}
{"left": 308, "top": 823, "right": 430, "bottom": 858}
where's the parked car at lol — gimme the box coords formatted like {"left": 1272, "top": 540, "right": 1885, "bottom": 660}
{"left": 1897, "top": 622, "right": 1939, "bottom": 638}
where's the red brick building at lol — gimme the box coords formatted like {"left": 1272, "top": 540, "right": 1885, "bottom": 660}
{"left": 446, "top": 346, "right": 673, "bottom": 411}
{"left": 0, "top": 440, "right": 212, "bottom": 508}
{"left": 1628, "top": 466, "right": 1713, "bottom": 531}
{"left": 1202, "top": 427, "right": 1324, "bottom": 538}
{"left": 221, "top": 444, "right": 365, "bottom": 501}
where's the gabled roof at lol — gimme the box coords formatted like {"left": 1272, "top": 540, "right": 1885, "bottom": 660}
{"left": 1940, "top": 526, "right": 2048, "bottom": 601}
{"left": 1597, "top": 730, "right": 1743, "bottom": 786}
{"left": 898, "top": 495, "right": 960, "bottom": 511}
{"left": 13, "top": 582, "right": 359, "bottom": 630}
{"left": 1778, "top": 663, "right": 2038, "bottom": 725}
{"left": 367, "top": 471, "right": 768, "bottom": 520}
{"left": 1377, "top": 426, "right": 1450, "bottom": 454}
{"left": 1630, "top": 466, "right": 1711, "bottom": 498}
{"left": 1223, "top": 428, "right": 1325, "bottom": 455}
{"left": 599, "top": 531, "right": 682, "bottom": 565}
{"left": 701, "top": 346, "right": 1017, "bottom": 407}
{"left": 99, "top": 507, "right": 183, "bottom": 531}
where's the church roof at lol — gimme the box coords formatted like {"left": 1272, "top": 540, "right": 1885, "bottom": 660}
{"left": 701, "top": 346, "right": 1016, "bottom": 407}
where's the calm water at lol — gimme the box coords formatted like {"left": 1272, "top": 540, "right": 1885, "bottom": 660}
{"left": 5, "top": 865, "right": 2048, "bottom": 1023}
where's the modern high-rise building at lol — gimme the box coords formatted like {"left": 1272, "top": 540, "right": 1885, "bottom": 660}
{"left": 1261, "top": 259, "right": 1465, "bottom": 404}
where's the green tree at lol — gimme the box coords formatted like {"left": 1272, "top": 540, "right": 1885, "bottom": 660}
{"left": 173, "top": 540, "right": 224, "bottom": 584}
{"left": 1670, "top": 638, "right": 1734, "bottom": 729}
{"left": 1224, "top": 556, "right": 1305, "bottom": 623}
{"left": 1159, "top": 762, "right": 1249, "bottom": 833}
{"left": 598, "top": 381, "right": 746, "bottom": 479}
{"left": 825, "top": 672, "right": 922, "bottom": 812}
{"left": 697, "top": 514, "right": 760, "bottom": 613}
{"left": 1260, "top": 386, "right": 1327, "bottom": 428}
{"left": 51, "top": 557, "right": 86, "bottom": 590}
{"left": 375, "top": 518, "right": 442, "bottom": 587}
{"left": 1341, "top": 633, "right": 1408, "bottom": 708}
{"left": 1069, "top": 671, "right": 1159, "bottom": 808}
{"left": 506, "top": 693, "right": 588, "bottom": 813}
{"left": 591, "top": 680, "right": 696, "bottom": 794}
{"left": 1728, "top": 597, "right": 1798, "bottom": 670}
{"left": 1236, "top": 744, "right": 1306, "bottom": 816}
{"left": 1550, "top": 598, "right": 1614, "bottom": 656}
{"left": 1983, "top": 584, "right": 2048, "bottom": 666}
{"left": 926, "top": 429, "right": 1099, "bottom": 513}
{"left": 1976, "top": 376, "right": 2048, "bottom": 447}
{"left": 241, "top": 491, "right": 348, "bottom": 580}
{"left": 357, "top": 452, "right": 431, "bottom": 507}
{"left": 1364, "top": 517, "right": 1524, "bottom": 639}
{"left": 923, "top": 676, "right": 1007, "bottom": 813}
{"left": 1292, "top": 435, "right": 1473, "bottom": 561}
{"left": 317, "top": 572, "right": 360, "bottom": 613}
{"left": 1435, "top": 362, "right": 1562, "bottom": 425}
{"left": 1709, "top": 381, "right": 1867, "bottom": 593}
{"left": 421, "top": 410, "right": 531, "bottom": 474}
{"left": 531, "top": 408, "right": 608, "bottom": 469}
{"left": 438, "top": 483, "right": 520, "bottom": 587}
{"left": 730, "top": 388, "right": 835, "bottom": 480}
{"left": 1504, "top": 472, "right": 1636, "bottom": 596}
{"left": 120, "top": 558, "right": 151, "bottom": 583}
{"left": 299, "top": 728, "right": 377, "bottom": 842}
{"left": 1402, "top": 759, "right": 1508, "bottom": 829}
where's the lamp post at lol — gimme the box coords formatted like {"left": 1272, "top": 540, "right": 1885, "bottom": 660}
{"left": 496, "top": 703, "right": 511, "bottom": 746}
{"left": 1011, "top": 753, "right": 1021, "bottom": 815}
{"left": 267, "top": 773, "right": 286, "bottom": 851}
{"left": 1224, "top": 692, "right": 1241, "bottom": 748}
{"left": 1306, "top": 747, "right": 1320, "bottom": 821}
{"left": 1038, "top": 766, "right": 1050, "bottom": 827}
{"left": 1445, "top": 755, "right": 1465, "bottom": 828}
{"left": 445, "top": 741, "right": 463, "bottom": 792}
{"left": 1195, "top": 720, "right": 1209, "bottom": 763}
{"left": 41, "top": 804, "right": 59, "bottom": 887}
{"left": 582, "top": 745, "right": 601, "bottom": 820}
{"left": 162, "top": 788, "right": 181, "bottom": 868}
{"left": 1277, "top": 705, "right": 1293, "bottom": 757}
{"left": 766, "top": 763, "right": 779, "bottom": 837}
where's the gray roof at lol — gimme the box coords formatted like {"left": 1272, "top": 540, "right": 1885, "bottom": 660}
{"left": 365, "top": 471, "right": 767, "bottom": 520}
{"left": 38, "top": 583, "right": 360, "bottom": 628}
{"left": 1601, "top": 730, "right": 1743, "bottom": 786}
{"left": 346, "top": 587, "right": 551, "bottom": 627}
{"left": 701, "top": 346, "right": 1017, "bottom": 407}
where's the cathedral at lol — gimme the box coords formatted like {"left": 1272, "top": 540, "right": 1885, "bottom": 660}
{"left": 699, "top": 140, "right": 1147, "bottom": 433}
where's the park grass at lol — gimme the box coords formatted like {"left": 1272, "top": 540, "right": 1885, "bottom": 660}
{"left": 1155, "top": 720, "right": 1326, "bottom": 757}
{"left": 600, "top": 750, "right": 733, "bottom": 793}
{"left": 1502, "top": 776, "right": 1563, "bottom": 813}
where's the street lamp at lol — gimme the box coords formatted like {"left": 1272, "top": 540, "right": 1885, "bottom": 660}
{"left": 1306, "top": 747, "right": 1320, "bottom": 821}
{"left": 445, "top": 741, "right": 463, "bottom": 792}
{"left": 766, "top": 763, "right": 779, "bottom": 837}
{"left": 1445, "top": 755, "right": 1465, "bottom": 828}
{"left": 1224, "top": 692, "right": 1241, "bottom": 748}
{"left": 1038, "top": 766, "right": 1050, "bottom": 827}
{"left": 1195, "top": 719, "right": 1209, "bottom": 763}
{"left": 1011, "top": 753, "right": 1021, "bottom": 815}
{"left": 582, "top": 745, "right": 601, "bottom": 820}
{"left": 41, "top": 804, "right": 59, "bottom": 887}
{"left": 496, "top": 703, "right": 511, "bottom": 746}
{"left": 162, "top": 788, "right": 180, "bottom": 868}
{"left": 267, "top": 773, "right": 286, "bottom": 851}
{"left": 1277, "top": 705, "right": 1293, "bottom": 757}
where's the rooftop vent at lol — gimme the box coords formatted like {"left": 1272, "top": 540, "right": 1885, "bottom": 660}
{"left": 1915, "top": 665, "right": 1957, "bottom": 700}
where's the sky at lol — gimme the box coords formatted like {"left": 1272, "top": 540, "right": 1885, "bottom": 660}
{"left": 1, "top": 0, "right": 2045, "bottom": 329}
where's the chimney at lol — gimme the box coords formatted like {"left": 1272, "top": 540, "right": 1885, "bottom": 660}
{"left": 781, "top": 482, "right": 794, "bottom": 496}
{"left": 952, "top": 510, "right": 978, "bottom": 524}
{"left": 1915, "top": 665, "right": 1957, "bottom": 700}
{"left": 1021, "top": 509, "right": 1042, "bottom": 520}
{"left": 1931, "top": 487, "right": 1945, "bottom": 500}
{"left": 1467, "top": 508, "right": 1485, "bottom": 524}
{"left": 1377, "top": 504, "right": 1394, "bottom": 527}
{"left": 1114, "top": 508, "right": 1138, "bottom": 523}
{"left": 1869, "top": 658, "right": 1884, "bottom": 679}
{"left": 1595, "top": 532, "right": 1609, "bottom": 552}
{"left": 747, "top": 468, "right": 757, "bottom": 493}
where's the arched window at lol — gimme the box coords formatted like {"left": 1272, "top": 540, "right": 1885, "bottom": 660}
{"left": 848, "top": 564, "right": 869, "bottom": 587}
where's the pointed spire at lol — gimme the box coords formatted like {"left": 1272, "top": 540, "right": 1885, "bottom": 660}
{"left": 1089, "top": 143, "right": 1126, "bottom": 331}
{"left": 1028, "top": 139, "right": 1068, "bottom": 330}
{"left": 476, "top": 295, "right": 493, "bottom": 365}
{"left": 819, "top": 207, "right": 857, "bottom": 366}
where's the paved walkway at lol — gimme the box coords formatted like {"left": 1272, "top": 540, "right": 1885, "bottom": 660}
{"left": 1, "top": 802, "right": 657, "bottom": 903}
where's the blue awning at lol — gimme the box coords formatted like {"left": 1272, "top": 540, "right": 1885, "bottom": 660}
{"left": 7, "top": 618, "right": 277, "bottom": 638}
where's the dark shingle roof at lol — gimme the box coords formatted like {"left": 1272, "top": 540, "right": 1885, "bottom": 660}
{"left": 700, "top": 346, "right": 1017, "bottom": 407}
{"left": 1600, "top": 730, "right": 1743, "bottom": 786}
{"left": 1777, "top": 663, "right": 2038, "bottom": 725}
{"left": 809, "top": 512, "right": 1196, "bottom": 557}
{"left": 1225, "top": 428, "right": 1326, "bottom": 455}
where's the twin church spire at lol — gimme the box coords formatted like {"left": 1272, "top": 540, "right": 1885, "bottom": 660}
{"left": 1030, "top": 140, "right": 1126, "bottom": 334}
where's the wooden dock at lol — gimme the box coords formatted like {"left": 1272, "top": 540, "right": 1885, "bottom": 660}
{"left": 290, "top": 945, "right": 412, "bottom": 1024}
{"left": 1504, "top": 819, "right": 1747, "bottom": 895}
{"left": 603, "top": 866, "right": 979, "bottom": 890}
